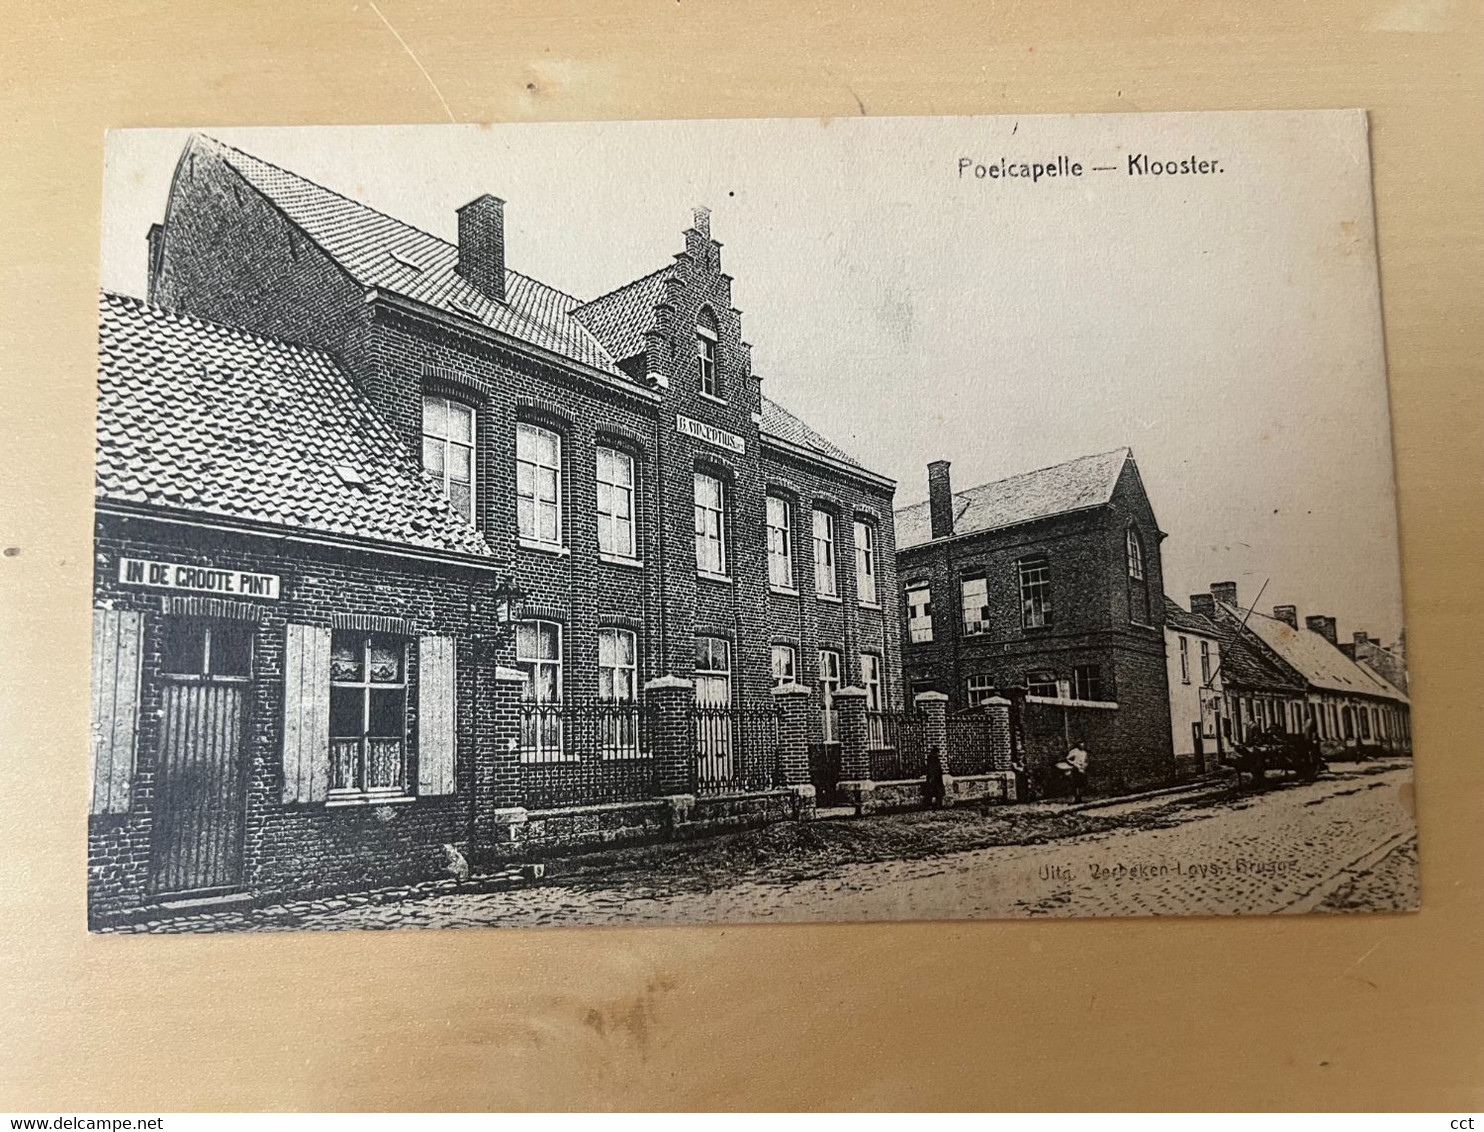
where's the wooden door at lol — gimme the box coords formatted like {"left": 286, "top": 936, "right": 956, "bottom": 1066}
{"left": 149, "top": 620, "right": 252, "bottom": 896}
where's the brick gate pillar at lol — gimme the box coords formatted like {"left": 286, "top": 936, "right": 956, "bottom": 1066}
{"left": 645, "top": 674, "right": 696, "bottom": 801}
{"left": 915, "top": 689, "right": 949, "bottom": 767}
{"left": 773, "top": 682, "right": 817, "bottom": 820}
{"left": 834, "top": 686, "right": 871, "bottom": 811}
{"left": 982, "top": 696, "right": 1014, "bottom": 771}
{"left": 476, "top": 665, "right": 529, "bottom": 861}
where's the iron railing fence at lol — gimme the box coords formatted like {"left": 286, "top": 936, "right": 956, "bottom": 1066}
{"left": 867, "top": 708, "right": 929, "bottom": 781}
{"left": 518, "top": 699, "right": 658, "bottom": 809}
{"left": 692, "top": 702, "right": 783, "bottom": 795}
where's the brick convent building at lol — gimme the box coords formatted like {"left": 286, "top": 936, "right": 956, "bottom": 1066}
{"left": 89, "top": 135, "right": 899, "bottom": 921}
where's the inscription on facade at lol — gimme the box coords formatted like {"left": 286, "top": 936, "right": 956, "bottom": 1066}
{"left": 117, "top": 557, "right": 281, "bottom": 599}
{"left": 676, "top": 412, "right": 745, "bottom": 454}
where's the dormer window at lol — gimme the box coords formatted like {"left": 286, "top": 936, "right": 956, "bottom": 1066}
{"left": 696, "top": 309, "right": 721, "bottom": 399}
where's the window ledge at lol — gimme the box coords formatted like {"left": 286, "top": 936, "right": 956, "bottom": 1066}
{"left": 770, "top": 584, "right": 800, "bottom": 597}
{"left": 816, "top": 592, "right": 842, "bottom": 604}
{"left": 697, "top": 390, "right": 729, "bottom": 407}
{"left": 697, "top": 571, "right": 733, "bottom": 584}
{"left": 519, "top": 538, "right": 570, "bottom": 557}
{"left": 1026, "top": 694, "right": 1120, "bottom": 711}
{"left": 1129, "top": 620, "right": 1157, "bottom": 630}
{"left": 908, "top": 637, "right": 935, "bottom": 646}
{"left": 858, "top": 600, "right": 882, "bottom": 611}
{"left": 599, "top": 553, "right": 644, "bottom": 570}
{"left": 325, "top": 793, "right": 416, "bottom": 808}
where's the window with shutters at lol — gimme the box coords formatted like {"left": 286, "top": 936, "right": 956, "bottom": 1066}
{"left": 854, "top": 519, "right": 878, "bottom": 606}
{"left": 516, "top": 422, "right": 563, "bottom": 549}
{"left": 812, "top": 509, "right": 837, "bottom": 598}
{"left": 818, "top": 648, "right": 842, "bottom": 743}
{"left": 906, "top": 583, "right": 933, "bottom": 643}
{"left": 767, "top": 494, "right": 794, "bottom": 590}
{"left": 329, "top": 631, "right": 408, "bottom": 798}
{"left": 695, "top": 471, "right": 728, "bottom": 577}
{"left": 422, "top": 393, "right": 476, "bottom": 523}
{"left": 596, "top": 445, "right": 637, "bottom": 560}
{"left": 961, "top": 573, "right": 989, "bottom": 636}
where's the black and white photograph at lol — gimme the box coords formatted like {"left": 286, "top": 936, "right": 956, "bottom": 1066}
{"left": 88, "top": 112, "right": 1415, "bottom": 933}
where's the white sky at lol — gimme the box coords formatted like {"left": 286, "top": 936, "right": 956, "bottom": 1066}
{"left": 99, "top": 112, "right": 1406, "bottom": 646}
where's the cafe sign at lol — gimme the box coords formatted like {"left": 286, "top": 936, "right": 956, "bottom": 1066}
{"left": 118, "top": 557, "right": 281, "bottom": 600}
{"left": 676, "top": 412, "right": 745, "bottom": 455}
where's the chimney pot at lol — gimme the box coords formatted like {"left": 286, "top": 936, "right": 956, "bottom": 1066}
{"left": 927, "top": 460, "right": 954, "bottom": 539}
{"left": 1273, "top": 605, "right": 1298, "bottom": 629}
{"left": 456, "top": 194, "right": 506, "bottom": 303}
{"left": 1189, "top": 593, "right": 1216, "bottom": 618}
{"left": 1305, "top": 615, "right": 1338, "bottom": 646}
{"left": 1210, "top": 581, "right": 1238, "bottom": 608}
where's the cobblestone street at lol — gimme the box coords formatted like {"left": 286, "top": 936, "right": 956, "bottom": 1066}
{"left": 156, "top": 760, "right": 1413, "bottom": 932}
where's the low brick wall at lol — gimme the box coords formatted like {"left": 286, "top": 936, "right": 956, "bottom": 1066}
{"left": 948, "top": 772, "right": 1016, "bottom": 804}
{"left": 486, "top": 788, "right": 804, "bottom": 861}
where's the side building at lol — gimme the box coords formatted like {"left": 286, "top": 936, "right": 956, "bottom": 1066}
{"left": 894, "top": 449, "right": 1175, "bottom": 796}
{"left": 1190, "top": 584, "right": 1411, "bottom": 757}
{"left": 1162, "top": 596, "right": 1224, "bottom": 778}
{"left": 90, "top": 293, "right": 509, "bottom": 923}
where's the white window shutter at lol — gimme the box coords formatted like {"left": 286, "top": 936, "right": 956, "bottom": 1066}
{"left": 418, "top": 635, "right": 457, "bottom": 796}
{"left": 282, "top": 623, "right": 331, "bottom": 803}
{"left": 90, "top": 607, "right": 143, "bottom": 815}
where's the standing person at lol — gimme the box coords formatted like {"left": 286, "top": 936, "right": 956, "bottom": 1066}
{"left": 1065, "top": 740, "right": 1090, "bottom": 803}
{"left": 1010, "top": 753, "right": 1031, "bottom": 803}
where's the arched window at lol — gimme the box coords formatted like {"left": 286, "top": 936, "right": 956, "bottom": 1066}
{"left": 696, "top": 308, "right": 721, "bottom": 399}
{"left": 1126, "top": 527, "right": 1150, "bottom": 624}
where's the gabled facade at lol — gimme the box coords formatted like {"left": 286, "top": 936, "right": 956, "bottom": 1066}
{"left": 894, "top": 449, "right": 1174, "bottom": 794}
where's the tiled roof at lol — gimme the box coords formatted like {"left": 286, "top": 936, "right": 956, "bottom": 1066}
{"left": 569, "top": 264, "right": 676, "bottom": 363}
{"left": 194, "top": 136, "right": 623, "bottom": 377}
{"left": 1221, "top": 603, "right": 1408, "bottom": 703}
{"left": 759, "top": 396, "right": 871, "bottom": 472}
{"left": 895, "top": 448, "right": 1130, "bottom": 549}
{"left": 1163, "top": 596, "right": 1221, "bottom": 637}
{"left": 1356, "top": 660, "right": 1410, "bottom": 704}
{"left": 1209, "top": 616, "right": 1308, "bottom": 694}
{"left": 96, "top": 291, "right": 495, "bottom": 558}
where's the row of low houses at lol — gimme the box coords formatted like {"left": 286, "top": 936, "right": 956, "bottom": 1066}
{"left": 87, "top": 135, "right": 1410, "bottom": 922}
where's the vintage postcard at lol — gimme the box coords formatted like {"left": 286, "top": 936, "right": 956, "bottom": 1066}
{"left": 88, "top": 111, "right": 1413, "bottom": 932}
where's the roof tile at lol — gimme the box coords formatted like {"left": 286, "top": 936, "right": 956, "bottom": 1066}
{"left": 96, "top": 292, "right": 495, "bottom": 559}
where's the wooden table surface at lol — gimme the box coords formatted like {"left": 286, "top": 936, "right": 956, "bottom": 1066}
{"left": 1, "top": 0, "right": 1480, "bottom": 1111}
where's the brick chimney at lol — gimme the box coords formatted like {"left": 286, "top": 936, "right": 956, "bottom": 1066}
{"left": 1354, "top": 631, "right": 1370, "bottom": 648}
{"left": 1210, "top": 581, "right": 1238, "bottom": 608}
{"left": 146, "top": 223, "right": 166, "bottom": 304}
{"left": 1189, "top": 593, "right": 1216, "bottom": 618}
{"left": 928, "top": 460, "right": 955, "bottom": 539}
{"left": 456, "top": 194, "right": 506, "bottom": 303}
{"left": 1273, "top": 605, "right": 1298, "bottom": 629}
{"left": 1305, "top": 615, "right": 1338, "bottom": 646}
